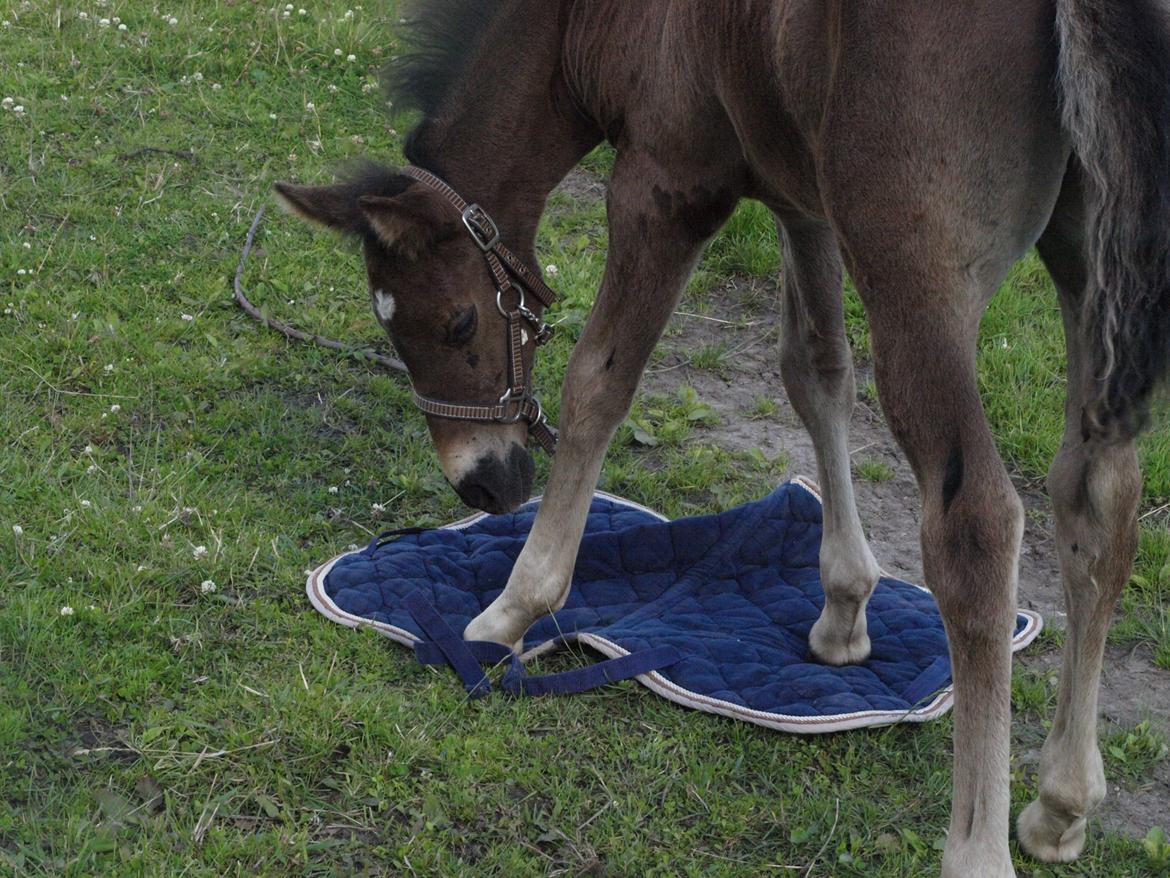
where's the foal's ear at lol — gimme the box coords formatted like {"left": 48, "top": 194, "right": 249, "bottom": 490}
{"left": 273, "top": 180, "right": 370, "bottom": 235}
{"left": 358, "top": 185, "right": 459, "bottom": 260}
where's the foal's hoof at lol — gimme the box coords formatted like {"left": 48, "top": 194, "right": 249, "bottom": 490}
{"left": 1017, "top": 798, "right": 1089, "bottom": 863}
{"left": 463, "top": 601, "right": 527, "bottom": 654}
{"left": 808, "top": 616, "right": 871, "bottom": 666}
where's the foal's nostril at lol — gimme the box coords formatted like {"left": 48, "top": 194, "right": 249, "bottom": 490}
{"left": 453, "top": 443, "right": 534, "bottom": 514}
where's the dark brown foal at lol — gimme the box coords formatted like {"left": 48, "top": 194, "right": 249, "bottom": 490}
{"left": 276, "top": 1, "right": 1170, "bottom": 874}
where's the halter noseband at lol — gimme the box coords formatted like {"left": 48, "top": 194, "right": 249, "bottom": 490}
{"left": 399, "top": 166, "right": 559, "bottom": 454}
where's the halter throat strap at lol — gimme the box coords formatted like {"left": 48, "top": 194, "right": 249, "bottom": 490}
{"left": 400, "top": 166, "right": 559, "bottom": 455}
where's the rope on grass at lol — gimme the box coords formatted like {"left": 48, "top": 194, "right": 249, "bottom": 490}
{"left": 233, "top": 205, "right": 408, "bottom": 374}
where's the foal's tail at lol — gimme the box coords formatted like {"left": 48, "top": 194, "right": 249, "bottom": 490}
{"left": 1055, "top": 0, "right": 1170, "bottom": 437}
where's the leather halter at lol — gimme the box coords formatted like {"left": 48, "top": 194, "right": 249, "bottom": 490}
{"left": 399, "top": 166, "right": 559, "bottom": 454}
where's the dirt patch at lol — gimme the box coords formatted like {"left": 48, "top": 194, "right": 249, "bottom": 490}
{"left": 640, "top": 273, "right": 1170, "bottom": 837}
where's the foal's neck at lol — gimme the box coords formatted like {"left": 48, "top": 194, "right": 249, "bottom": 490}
{"left": 403, "top": 1, "right": 599, "bottom": 251}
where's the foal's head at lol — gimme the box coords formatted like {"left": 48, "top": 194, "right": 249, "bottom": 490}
{"left": 275, "top": 164, "right": 538, "bottom": 514}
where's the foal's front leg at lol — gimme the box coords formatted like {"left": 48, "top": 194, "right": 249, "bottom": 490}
{"left": 465, "top": 157, "right": 738, "bottom": 649}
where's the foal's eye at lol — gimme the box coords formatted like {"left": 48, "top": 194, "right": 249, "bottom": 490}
{"left": 448, "top": 306, "right": 477, "bottom": 344}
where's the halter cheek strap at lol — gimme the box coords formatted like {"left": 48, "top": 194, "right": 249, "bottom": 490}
{"left": 400, "top": 166, "right": 559, "bottom": 455}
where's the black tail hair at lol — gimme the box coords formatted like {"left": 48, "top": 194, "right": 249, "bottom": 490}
{"left": 1056, "top": 0, "right": 1170, "bottom": 437}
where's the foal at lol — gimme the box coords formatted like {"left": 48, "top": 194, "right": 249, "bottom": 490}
{"left": 276, "top": 1, "right": 1170, "bottom": 875}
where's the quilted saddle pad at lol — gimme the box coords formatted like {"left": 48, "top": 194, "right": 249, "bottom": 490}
{"left": 307, "top": 478, "right": 1042, "bottom": 733}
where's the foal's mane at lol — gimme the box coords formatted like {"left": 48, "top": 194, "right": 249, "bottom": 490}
{"left": 384, "top": 0, "right": 504, "bottom": 118}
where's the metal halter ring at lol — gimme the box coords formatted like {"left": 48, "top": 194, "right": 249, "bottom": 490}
{"left": 496, "top": 284, "right": 525, "bottom": 318}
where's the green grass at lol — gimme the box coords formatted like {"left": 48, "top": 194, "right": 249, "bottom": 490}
{"left": 855, "top": 458, "right": 895, "bottom": 484}
{"left": 1, "top": 2, "right": 1168, "bottom": 876}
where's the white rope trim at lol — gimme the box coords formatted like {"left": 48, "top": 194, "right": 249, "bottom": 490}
{"left": 305, "top": 478, "right": 1044, "bottom": 734}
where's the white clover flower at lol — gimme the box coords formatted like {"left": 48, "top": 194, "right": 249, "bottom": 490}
{"left": 1, "top": 97, "right": 13, "bottom": 109}
{"left": 16, "top": 269, "right": 26, "bottom": 276}
{"left": 12, "top": 525, "right": 23, "bottom": 537}
{"left": 545, "top": 264, "right": 559, "bottom": 277}
{"left": 79, "top": 499, "right": 92, "bottom": 509}
{"left": 1, "top": 20, "right": 10, "bottom": 27}
{"left": 371, "top": 502, "right": 385, "bottom": 515}
{"left": 22, "top": 241, "right": 30, "bottom": 249}
{"left": 109, "top": 404, "right": 121, "bottom": 413}
{"left": 344, "top": 9, "right": 354, "bottom": 18}
{"left": 285, "top": 3, "right": 294, "bottom": 9}
{"left": 132, "top": 505, "right": 143, "bottom": 513}
{"left": 269, "top": 112, "right": 277, "bottom": 120}
{"left": 333, "top": 48, "right": 342, "bottom": 56}
{"left": 193, "top": 72, "right": 203, "bottom": 81}
{"left": 211, "top": 82, "right": 221, "bottom": 91}
{"left": 181, "top": 313, "right": 194, "bottom": 321}
{"left": 298, "top": 8, "right": 307, "bottom": 15}
{"left": 200, "top": 579, "right": 216, "bottom": 594}
{"left": 103, "top": 363, "right": 114, "bottom": 373}
{"left": 86, "top": 464, "right": 98, "bottom": 474}
{"left": 328, "top": 485, "right": 338, "bottom": 494}
{"left": 361, "top": 82, "right": 374, "bottom": 93}
{"left": 167, "top": 16, "right": 178, "bottom": 25}
{"left": 60, "top": 606, "right": 75, "bottom": 616}
{"left": 13, "top": 106, "right": 24, "bottom": 115}
{"left": 192, "top": 544, "right": 208, "bottom": 559}
{"left": 117, "top": 22, "right": 127, "bottom": 31}
{"left": 98, "top": 18, "right": 110, "bottom": 27}
{"left": 78, "top": 10, "right": 88, "bottom": 19}
{"left": 84, "top": 444, "right": 94, "bottom": 454}
{"left": 282, "top": 10, "right": 290, "bottom": 18}
{"left": 347, "top": 54, "right": 356, "bottom": 62}
{"left": 327, "top": 84, "right": 338, "bottom": 93}
{"left": 305, "top": 101, "right": 314, "bottom": 110}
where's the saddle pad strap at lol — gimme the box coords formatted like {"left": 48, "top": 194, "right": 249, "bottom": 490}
{"left": 404, "top": 592, "right": 493, "bottom": 698}
{"left": 899, "top": 654, "right": 953, "bottom": 706}
{"left": 500, "top": 645, "right": 683, "bottom": 697}
{"left": 414, "top": 639, "right": 514, "bottom": 666}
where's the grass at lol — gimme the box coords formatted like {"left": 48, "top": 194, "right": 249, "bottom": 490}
{"left": 1, "top": 2, "right": 1168, "bottom": 876}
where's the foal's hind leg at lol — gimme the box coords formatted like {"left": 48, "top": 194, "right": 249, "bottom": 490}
{"left": 776, "top": 216, "right": 879, "bottom": 665}
{"left": 1017, "top": 179, "right": 1142, "bottom": 864}
{"left": 863, "top": 298, "right": 1024, "bottom": 878}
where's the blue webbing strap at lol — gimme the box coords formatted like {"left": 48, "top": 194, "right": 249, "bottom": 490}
{"left": 500, "top": 644, "right": 682, "bottom": 697}
{"left": 407, "top": 594, "right": 682, "bottom": 699}
{"left": 414, "top": 639, "right": 514, "bottom": 666}
{"left": 404, "top": 592, "right": 493, "bottom": 698}
{"left": 900, "top": 654, "right": 953, "bottom": 706}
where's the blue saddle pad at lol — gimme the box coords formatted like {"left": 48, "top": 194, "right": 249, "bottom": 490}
{"left": 307, "top": 478, "right": 1041, "bottom": 733}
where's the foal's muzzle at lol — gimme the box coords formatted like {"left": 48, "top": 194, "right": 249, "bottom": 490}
{"left": 452, "top": 443, "right": 535, "bottom": 514}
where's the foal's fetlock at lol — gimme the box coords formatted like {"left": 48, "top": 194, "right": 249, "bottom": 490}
{"left": 464, "top": 569, "right": 572, "bottom": 652}
{"left": 809, "top": 603, "right": 871, "bottom": 665}
{"left": 1017, "top": 756, "right": 1105, "bottom": 864}
{"left": 941, "top": 841, "right": 1017, "bottom": 878}
{"left": 1017, "top": 798, "right": 1091, "bottom": 863}
{"left": 809, "top": 548, "right": 879, "bottom": 665}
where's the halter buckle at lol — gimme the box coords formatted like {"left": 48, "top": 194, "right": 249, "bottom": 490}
{"left": 462, "top": 204, "right": 500, "bottom": 252}
{"left": 496, "top": 387, "right": 527, "bottom": 424}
